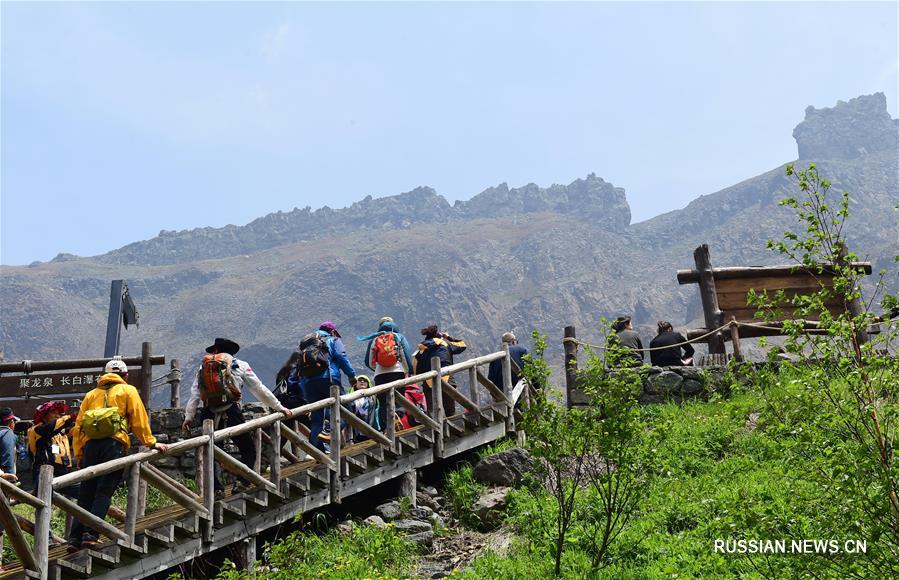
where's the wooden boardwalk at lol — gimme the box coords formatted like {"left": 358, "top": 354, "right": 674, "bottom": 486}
{"left": 0, "top": 348, "right": 530, "bottom": 580}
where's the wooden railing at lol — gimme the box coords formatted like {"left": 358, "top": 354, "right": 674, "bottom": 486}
{"left": 0, "top": 345, "right": 531, "bottom": 579}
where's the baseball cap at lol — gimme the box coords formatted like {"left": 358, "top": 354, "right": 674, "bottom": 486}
{"left": 0, "top": 407, "right": 19, "bottom": 423}
{"left": 319, "top": 321, "right": 341, "bottom": 338}
{"left": 105, "top": 359, "right": 129, "bottom": 373}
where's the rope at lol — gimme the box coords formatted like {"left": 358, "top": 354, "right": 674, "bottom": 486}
{"left": 563, "top": 321, "right": 737, "bottom": 352}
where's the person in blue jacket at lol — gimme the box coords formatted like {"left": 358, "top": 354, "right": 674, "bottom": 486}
{"left": 357, "top": 316, "right": 415, "bottom": 432}
{"left": 300, "top": 321, "right": 357, "bottom": 450}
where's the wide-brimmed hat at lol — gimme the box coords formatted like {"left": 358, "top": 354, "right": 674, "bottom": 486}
{"left": 205, "top": 338, "right": 240, "bottom": 355}
{"left": 319, "top": 322, "right": 341, "bottom": 338}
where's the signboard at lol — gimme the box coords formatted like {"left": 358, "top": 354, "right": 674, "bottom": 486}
{"left": 0, "top": 369, "right": 143, "bottom": 419}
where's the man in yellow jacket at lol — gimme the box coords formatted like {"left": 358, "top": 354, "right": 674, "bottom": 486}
{"left": 67, "top": 359, "right": 168, "bottom": 549}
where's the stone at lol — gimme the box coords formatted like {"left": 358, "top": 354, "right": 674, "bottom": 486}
{"left": 363, "top": 515, "right": 387, "bottom": 528}
{"left": 180, "top": 455, "right": 195, "bottom": 469}
{"left": 679, "top": 367, "right": 702, "bottom": 381}
{"left": 154, "top": 433, "right": 170, "bottom": 444}
{"left": 409, "top": 506, "right": 434, "bottom": 520}
{"left": 473, "top": 448, "right": 534, "bottom": 487}
{"left": 473, "top": 487, "right": 511, "bottom": 530}
{"left": 403, "top": 530, "right": 434, "bottom": 549}
{"left": 416, "top": 491, "right": 439, "bottom": 510}
{"left": 336, "top": 520, "right": 353, "bottom": 535}
{"left": 681, "top": 379, "right": 703, "bottom": 395}
{"left": 375, "top": 501, "right": 403, "bottom": 521}
{"left": 647, "top": 371, "right": 682, "bottom": 394}
{"left": 392, "top": 519, "right": 432, "bottom": 534}
{"left": 155, "top": 456, "right": 180, "bottom": 469}
{"left": 421, "top": 486, "right": 439, "bottom": 497}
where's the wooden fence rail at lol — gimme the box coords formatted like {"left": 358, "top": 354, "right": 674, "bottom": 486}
{"left": 0, "top": 347, "right": 530, "bottom": 580}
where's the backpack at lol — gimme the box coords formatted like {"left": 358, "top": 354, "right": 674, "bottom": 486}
{"left": 198, "top": 353, "right": 242, "bottom": 408}
{"left": 396, "top": 384, "right": 428, "bottom": 430}
{"left": 297, "top": 332, "right": 331, "bottom": 377}
{"left": 81, "top": 386, "right": 128, "bottom": 440}
{"left": 371, "top": 332, "right": 400, "bottom": 368}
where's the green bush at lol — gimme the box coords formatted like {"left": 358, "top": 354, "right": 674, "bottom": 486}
{"left": 444, "top": 464, "right": 485, "bottom": 529}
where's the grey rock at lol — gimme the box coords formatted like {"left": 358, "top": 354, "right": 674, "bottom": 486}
{"left": 363, "top": 515, "right": 387, "bottom": 528}
{"left": 154, "top": 433, "right": 170, "bottom": 444}
{"left": 409, "top": 506, "right": 434, "bottom": 520}
{"left": 679, "top": 367, "right": 702, "bottom": 381}
{"left": 421, "top": 486, "right": 439, "bottom": 497}
{"left": 336, "top": 520, "right": 353, "bottom": 535}
{"left": 403, "top": 530, "right": 434, "bottom": 549}
{"left": 154, "top": 456, "right": 180, "bottom": 469}
{"left": 473, "top": 447, "right": 534, "bottom": 487}
{"left": 416, "top": 491, "right": 439, "bottom": 510}
{"left": 647, "top": 371, "right": 682, "bottom": 394}
{"left": 473, "top": 487, "right": 511, "bottom": 530}
{"left": 392, "top": 519, "right": 432, "bottom": 534}
{"left": 375, "top": 501, "right": 403, "bottom": 521}
{"left": 179, "top": 455, "right": 195, "bottom": 469}
{"left": 681, "top": 379, "right": 703, "bottom": 395}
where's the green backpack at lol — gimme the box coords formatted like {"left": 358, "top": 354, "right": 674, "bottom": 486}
{"left": 81, "top": 386, "right": 128, "bottom": 440}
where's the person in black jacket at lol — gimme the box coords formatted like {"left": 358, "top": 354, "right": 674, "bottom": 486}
{"left": 413, "top": 325, "right": 466, "bottom": 415}
{"left": 611, "top": 316, "right": 645, "bottom": 366}
{"left": 649, "top": 321, "right": 695, "bottom": 367}
{"left": 488, "top": 332, "right": 529, "bottom": 389}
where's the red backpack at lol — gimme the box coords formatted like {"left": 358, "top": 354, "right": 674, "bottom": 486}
{"left": 371, "top": 332, "right": 400, "bottom": 368}
{"left": 397, "top": 384, "right": 428, "bottom": 430}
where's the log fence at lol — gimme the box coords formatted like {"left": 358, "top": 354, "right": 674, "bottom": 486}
{"left": 0, "top": 347, "right": 533, "bottom": 580}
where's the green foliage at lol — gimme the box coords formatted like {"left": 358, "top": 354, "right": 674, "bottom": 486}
{"left": 444, "top": 464, "right": 486, "bottom": 529}
{"left": 216, "top": 523, "right": 414, "bottom": 579}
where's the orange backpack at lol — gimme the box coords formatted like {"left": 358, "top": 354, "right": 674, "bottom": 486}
{"left": 372, "top": 333, "right": 400, "bottom": 368}
{"left": 198, "top": 353, "right": 242, "bottom": 408}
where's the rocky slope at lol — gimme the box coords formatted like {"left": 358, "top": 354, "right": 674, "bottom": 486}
{"left": 1, "top": 94, "right": 896, "bottom": 406}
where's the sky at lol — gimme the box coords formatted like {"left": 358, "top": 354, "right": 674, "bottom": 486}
{"left": 1, "top": 1, "right": 897, "bottom": 266}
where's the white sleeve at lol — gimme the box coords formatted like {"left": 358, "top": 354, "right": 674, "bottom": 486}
{"left": 184, "top": 373, "right": 201, "bottom": 422}
{"left": 237, "top": 360, "right": 283, "bottom": 411}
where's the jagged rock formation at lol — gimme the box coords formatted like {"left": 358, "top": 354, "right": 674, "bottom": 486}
{"left": 793, "top": 92, "right": 899, "bottom": 160}
{"left": 1, "top": 95, "right": 896, "bottom": 407}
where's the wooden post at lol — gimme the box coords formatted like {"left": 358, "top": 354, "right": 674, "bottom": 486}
{"left": 468, "top": 365, "right": 480, "bottom": 409}
{"left": 399, "top": 469, "right": 417, "bottom": 508}
{"left": 169, "top": 359, "right": 182, "bottom": 408}
{"left": 254, "top": 428, "right": 263, "bottom": 474}
{"left": 729, "top": 317, "right": 744, "bottom": 362}
{"left": 239, "top": 536, "right": 257, "bottom": 572}
{"left": 386, "top": 382, "right": 397, "bottom": 451}
{"left": 267, "top": 421, "right": 282, "bottom": 494}
{"left": 34, "top": 464, "right": 54, "bottom": 579}
{"left": 329, "top": 384, "right": 342, "bottom": 504}
{"left": 202, "top": 419, "right": 215, "bottom": 542}
{"left": 431, "top": 356, "right": 445, "bottom": 458}
{"left": 502, "top": 343, "right": 514, "bottom": 433}
{"left": 0, "top": 485, "right": 39, "bottom": 576}
{"left": 140, "top": 341, "right": 153, "bottom": 408}
{"left": 694, "top": 244, "right": 726, "bottom": 355}
{"left": 124, "top": 460, "right": 141, "bottom": 541}
{"left": 564, "top": 326, "right": 578, "bottom": 408}
{"left": 138, "top": 479, "right": 148, "bottom": 518}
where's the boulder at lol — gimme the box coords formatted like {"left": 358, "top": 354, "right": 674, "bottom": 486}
{"left": 416, "top": 491, "right": 439, "bottom": 510}
{"left": 336, "top": 520, "right": 353, "bottom": 535}
{"left": 681, "top": 379, "right": 703, "bottom": 395}
{"left": 473, "top": 486, "right": 511, "bottom": 530}
{"left": 679, "top": 367, "right": 702, "bottom": 381}
{"left": 647, "top": 371, "right": 682, "bottom": 395}
{"left": 409, "top": 506, "right": 434, "bottom": 520}
{"left": 403, "top": 530, "right": 434, "bottom": 549}
{"left": 473, "top": 448, "right": 534, "bottom": 487}
{"left": 375, "top": 501, "right": 403, "bottom": 521}
{"left": 363, "top": 515, "right": 387, "bottom": 528}
{"left": 392, "top": 519, "right": 432, "bottom": 534}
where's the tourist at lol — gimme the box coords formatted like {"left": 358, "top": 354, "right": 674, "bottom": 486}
{"left": 357, "top": 316, "right": 414, "bottom": 432}
{"left": 298, "top": 322, "right": 357, "bottom": 451}
{"left": 68, "top": 359, "right": 168, "bottom": 549}
{"left": 28, "top": 401, "right": 79, "bottom": 497}
{"left": 182, "top": 338, "right": 289, "bottom": 493}
{"left": 611, "top": 316, "right": 645, "bottom": 366}
{"left": 649, "top": 321, "right": 695, "bottom": 367}
{"left": 488, "top": 332, "right": 529, "bottom": 389}
{"left": 414, "top": 325, "right": 467, "bottom": 415}
{"left": 0, "top": 407, "right": 19, "bottom": 484}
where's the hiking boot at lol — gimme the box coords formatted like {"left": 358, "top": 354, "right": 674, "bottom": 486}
{"left": 65, "top": 540, "right": 81, "bottom": 554}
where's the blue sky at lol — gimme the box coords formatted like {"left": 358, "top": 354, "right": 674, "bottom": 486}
{"left": 2, "top": 1, "right": 896, "bottom": 265}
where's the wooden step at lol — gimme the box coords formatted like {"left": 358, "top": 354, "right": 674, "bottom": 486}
{"left": 363, "top": 446, "right": 385, "bottom": 465}
{"left": 284, "top": 473, "right": 310, "bottom": 493}
{"left": 143, "top": 523, "right": 176, "bottom": 547}
{"left": 172, "top": 513, "right": 200, "bottom": 536}
{"left": 56, "top": 552, "right": 92, "bottom": 578}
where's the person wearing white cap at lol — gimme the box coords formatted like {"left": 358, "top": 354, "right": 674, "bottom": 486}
{"left": 68, "top": 358, "right": 168, "bottom": 549}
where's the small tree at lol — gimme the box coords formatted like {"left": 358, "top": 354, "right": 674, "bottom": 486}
{"left": 749, "top": 164, "right": 899, "bottom": 577}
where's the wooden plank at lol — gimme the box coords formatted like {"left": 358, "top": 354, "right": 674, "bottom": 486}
{"left": 716, "top": 288, "right": 843, "bottom": 310}
{"left": 431, "top": 356, "right": 444, "bottom": 459}
{"left": 695, "top": 244, "right": 726, "bottom": 354}
{"left": 714, "top": 275, "right": 835, "bottom": 295}
{"left": 0, "top": 477, "right": 46, "bottom": 508}
{"left": 329, "top": 384, "right": 342, "bottom": 503}
{"left": 677, "top": 262, "right": 871, "bottom": 284}
{"left": 124, "top": 462, "right": 141, "bottom": 540}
